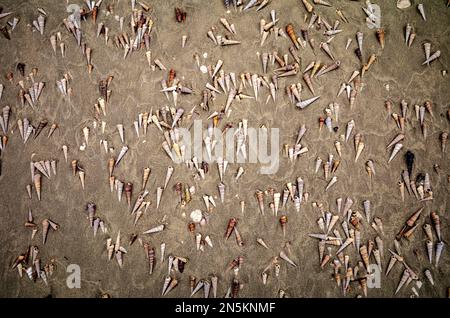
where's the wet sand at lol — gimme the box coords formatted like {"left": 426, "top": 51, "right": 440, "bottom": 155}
{"left": 0, "top": 0, "right": 449, "bottom": 298}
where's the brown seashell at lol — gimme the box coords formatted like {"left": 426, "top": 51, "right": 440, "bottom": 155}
{"left": 71, "top": 160, "right": 78, "bottom": 176}
{"left": 125, "top": 182, "right": 133, "bottom": 207}
{"left": 167, "top": 69, "right": 176, "bottom": 87}
{"left": 188, "top": 222, "right": 195, "bottom": 234}
{"left": 285, "top": 24, "right": 299, "bottom": 49}
{"left": 231, "top": 278, "right": 240, "bottom": 298}
{"left": 279, "top": 215, "right": 288, "bottom": 237}
{"left": 225, "top": 218, "right": 237, "bottom": 240}
{"left": 406, "top": 207, "right": 423, "bottom": 227}
{"left": 92, "top": 6, "right": 98, "bottom": 24}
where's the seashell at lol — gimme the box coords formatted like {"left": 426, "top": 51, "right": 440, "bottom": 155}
{"left": 430, "top": 211, "right": 441, "bottom": 241}
{"left": 425, "top": 239, "right": 434, "bottom": 263}
{"left": 279, "top": 215, "right": 288, "bottom": 237}
{"left": 407, "top": 33, "right": 416, "bottom": 47}
{"left": 78, "top": 171, "right": 85, "bottom": 189}
{"left": 125, "top": 183, "right": 133, "bottom": 207}
{"left": 225, "top": 218, "right": 237, "bottom": 240}
{"left": 386, "top": 133, "right": 405, "bottom": 149}
{"left": 34, "top": 174, "right": 42, "bottom": 201}
{"left": 405, "top": 23, "right": 412, "bottom": 44}
{"left": 376, "top": 28, "right": 385, "bottom": 49}
{"left": 190, "top": 209, "right": 203, "bottom": 223}
{"left": 397, "top": 0, "right": 411, "bottom": 9}
{"left": 320, "top": 42, "right": 335, "bottom": 60}
{"left": 256, "top": 238, "right": 269, "bottom": 249}
{"left": 336, "top": 237, "right": 353, "bottom": 255}
{"left": 345, "top": 120, "right": 355, "bottom": 142}
{"left": 422, "top": 50, "right": 440, "bottom": 65}
{"left": 342, "top": 197, "right": 354, "bottom": 218}
{"left": 296, "top": 95, "right": 320, "bottom": 109}
{"left": 417, "top": 4, "right": 426, "bottom": 21}
{"left": 279, "top": 251, "right": 297, "bottom": 267}
{"left": 388, "top": 143, "right": 403, "bottom": 163}
{"left": 285, "top": 24, "right": 300, "bottom": 49}
{"left": 424, "top": 269, "right": 434, "bottom": 286}
{"left": 355, "top": 141, "right": 365, "bottom": 162}
{"left": 325, "top": 176, "right": 337, "bottom": 191}
{"left": 116, "top": 124, "right": 124, "bottom": 143}
{"left": 356, "top": 31, "right": 363, "bottom": 52}
{"left": 143, "top": 224, "right": 165, "bottom": 235}
{"left": 406, "top": 207, "right": 423, "bottom": 227}
{"left": 440, "top": 132, "right": 448, "bottom": 153}
{"left": 163, "top": 277, "right": 178, "bottom": 296}
{"left": 302, "top": 0, "right": 314, "bottom": 12}
{"left": 255, "top": 190, "right": 265, "bottom": 215}
{"left": 423, "top": 42, "right": 431, "bottom": 64}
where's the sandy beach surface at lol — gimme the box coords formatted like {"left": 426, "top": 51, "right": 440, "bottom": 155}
{"left": 0, "top": 0, "right": 449, "bottom": 298}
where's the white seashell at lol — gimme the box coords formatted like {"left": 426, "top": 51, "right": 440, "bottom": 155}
{"left": 190, "top": 209, "right": 203, "bottom": 223}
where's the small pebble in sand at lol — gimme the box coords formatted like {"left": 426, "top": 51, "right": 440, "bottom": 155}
{"left": 200, "top": 65, "right": 208, "bottom": 73}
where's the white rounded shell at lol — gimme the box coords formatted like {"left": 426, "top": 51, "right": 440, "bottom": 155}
{"left": 190, "top": 209, "right": 203, "bottom": 223}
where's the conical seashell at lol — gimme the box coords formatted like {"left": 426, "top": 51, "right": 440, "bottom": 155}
{"left": 423, "top": 42, "right": 431, "bottom": 64}
{"left": 424, "top": 269, "right": 434, "bottom": 286}
{"left": 143, "top": 224, "right": 165, "bottom": 235}
{"left": 256, "top": 238, "right": 269, "bottom": 249}
{"left": 430, "top": 211, "right": 441, "bottom": 241}
{"left": 142, "top": 167, "right": 151, "bottom": 190}
{"left": 82, "top": 126, "right": 90, "bottom": 145}
{"left": 156, "top": 187, "right": 163, "bottom": 209}
{"left": 78, "top": 171, "right": 85, "bottom": 189}
{"left": 42, "top": 219, "right": 50, "bottom": 244}
{"left": 125, "top": 183, "right": 133, "bottom": 207}
{"left": 218, "top": 182, "right": 225, "bottom": 203}
{"left": 407, "top": 33, "right": 416, "bottom": 47}
{"left": 116, "top": 124, "right": 124, "bottom": 143}
{"left": 376, "top": 28, "right": 385, "bottom": 49}
{"left": 163, "top": 166, "right": 174, "bottom": 190}
{"left": 279, "top": 251, "right": 297, "bottom": 267}
{"left": 405, "top": 23, "right": 412, "bottom": 44}
{"left": 345, "top": 120, "right": 355, "bottom": 142}
{"left": 355, "top": 141, "right": 365, "bottom": 162}
{"left": 386, "top": 133, "right": 405, "bottom": 149}
{"left": 422, "top": 50, "right": 440, "bottom": 65}
{"left": 440, "top": 132, "right": 448, "bottom": 153}
{"left": 212, "top": 60, "right": 223, "bottom": 78}
{"left": 417, "top": 4, "right": 426, "bottom": 21}
{"left": 34, "top": 174, "right": 41, "bottom": 201}
{"left": 388, "top": 143, "right": 403, "bottom": 163}
{"left": 286, "top": 24, "right": 299, "bottom": 49}
{"left": 261, "top": 52, "right": 268, "bottom": 73}
{"left": 325, "top": 176, "right": 337, "bottom": 191}
{"left": 255, "top": 190, "right": 265, "bottom": 215}
{"left": 423, "top": 223, "right": 433, "bottom": 241}
{"left": 426, "top": 240, "right": 433, "bottom": 263}
{"left": 302, "top": 0, "right": 314, "bottom": 12}
{"left": 356, "top": 31, "right": 363, "bottom": 54}
{"left": 296, "top": 95, "right": 320, "bottom": 109}
{"left": 394, "top": 269, "right": 410, "bottom": 295}
{"left": 37, "top": 15, "right": 45, "bottom": 35}
{"left": 302, "top": 73, "right": 315, "bottom": 95}
{"left": 115, "top": 146, "right": 129, "bottom": 166}
{"left": 363, "top": 200, "right": 371, "bottom": 223}
{"left": 34, "top": 120, "right": 48, "bottom": 139}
